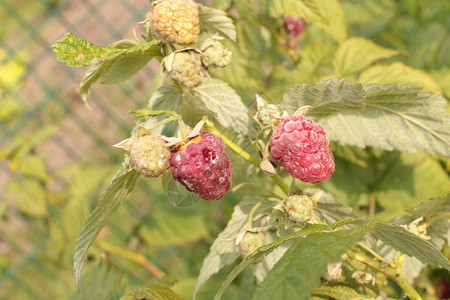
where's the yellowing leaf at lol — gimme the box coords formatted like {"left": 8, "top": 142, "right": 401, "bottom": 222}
{"left": 360, "top": 62, "right": 442, "bottom": 94}
{"left": 333, "top": 38, "right": 400, "bottom": 76}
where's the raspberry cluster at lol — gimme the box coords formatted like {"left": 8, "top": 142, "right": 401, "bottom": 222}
{"left": 170, "top": 132, "right": 231, "bottom": 200}
{"left": 149, "top": 0, "right": 200, "bottom": 46}
{"left": 270, "top": 115, "right": 334, "bottom": 183}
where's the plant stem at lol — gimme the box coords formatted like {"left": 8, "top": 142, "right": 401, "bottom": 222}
{"left": 357, "top": 242, "right": 384, "bottom": 262}
{"left": 272, "top": 175, "right": 289, "bottom": 195}
{"left": 368, "top": 192, "right": 376, "bottom": 217}
{"left": 97, "top": 240, "right": 165, "bottom": 279}
{"left": 248, "top": 200, "right": 264, "bottom": 229}
{"left": 205, "top": 120, "right": 289, "bottom": 195}
{"left": 348, "top": 249, "right": 423, "bottom": 300}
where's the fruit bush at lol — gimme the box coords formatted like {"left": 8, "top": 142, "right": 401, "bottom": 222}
{"left": 52, "top": 0, "right": 450, "bottom": 299}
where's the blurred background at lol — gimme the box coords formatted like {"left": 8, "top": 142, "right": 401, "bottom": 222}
{"left": 1, "top": 0, "right": 449, "bottom": 299}
{"left": 0, "top": 0, "right": 239, "bottom": 298}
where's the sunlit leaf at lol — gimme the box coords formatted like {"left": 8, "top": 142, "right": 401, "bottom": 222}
{"left": 373, "top": 223, "right": 450, "bottom": 271}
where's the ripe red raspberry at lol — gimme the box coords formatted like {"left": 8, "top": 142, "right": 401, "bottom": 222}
{"left": 170, "top": 132, "right": 231, "bottom": 200}
{"left": 269, "top": 115, "right": 334, "bottom": 183}
{"left": 149, "top": 0, "right": 200, "bottom": 46}
{"left": 282, "top": 16, "right": 305, "bottom": 37}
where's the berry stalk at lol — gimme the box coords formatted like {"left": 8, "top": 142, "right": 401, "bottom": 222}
{"left": 347, "top": 248, "right": 423, "bottom": 300}
{"left": 204, "top": 120, "right": 289, "bottom": 194}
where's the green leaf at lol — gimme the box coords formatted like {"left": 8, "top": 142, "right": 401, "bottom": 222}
{"left": 5, "top": 178, "right": 48, "bottom": 217}
{"left": 281, "top": 78, "right": 366, "bottom": 117}
{"left": 19, "top": 156, "right": 50, "bottom": 182}
{"left": 211, "top": 24, "right": 264, "bottom": 91}
{"left": 314, "top": 0, "right": 347, "bottom": 42}
{"left": 80, "top": 60, "right": 115, "bottom": 106}
{"left": 406, "top": 194, "right": 450, "bottom": 220}
{"left": 194, "top": 197, "right": 260, "bottom": 298}
{"left": 130, "top": 108, "right": 176, "bottom": 118}
{"left": 198, "top": 4, "right": 236, "bottom": 41}
{"left": 181, "top": 92, "right": 215, "bottom": 127}
{"left": 52, "top": 33, "right": 159, "bottom": 68}
{"left": 312, "top": 285, "right": 360, "bottom": 300}
{"left": 214, "top": 224, "right": 329, "bottom": 300}
{"left": 235, "top": 0, "right": 258, "bottom": 25}
{"left": 373, "top": 223, "right": 450, "bottom": 271}
{"left": 320, "top": 152, "right": 450, "bottom": 220}
{"left": 139, "top": 205, "right": 209, "bottom": 247}
{"left": 264, "top": 0, "right": 324, "bottom": 23}
{"left": 70, "top": 260, "right": 122, "bottom": 300}
{"left": 192, "top": 79, "right": 253, "bottom": 137}
{"left": 100, "top": 48, "right": 154, "bottom": 85}
{"left": 120, "top": 283, "right": 182, "bottom": 300}
{"left": 318, "top": 83, "right": 450, "bottom": 157}
{"left": 121, "top": 287, "right": 170, "bottom": 300}
{"left": 333, "top": 38, "right": 400, "bottom": 76}
{"left": 359, "top": 62, "right": 442, "bottom": 94}
{"left": 78, "top": 42, "right": 161, "bottom": 105}
{"left": 148, "top": 85, "right": 182, "bottom": 112}
{"left": 249, "top": 225, "right": 372, "bottom": 300}
{"left": 52, "top": 33, "right": 113, "bottom": 67}
{"left": 73, "top": 168, "right": 139, "bottom": 283}
{"left": 430, "top": 67, "right": 450, "bottom": 98}
{"left": 306, "top": 188, "right": 357, "bottom": 226}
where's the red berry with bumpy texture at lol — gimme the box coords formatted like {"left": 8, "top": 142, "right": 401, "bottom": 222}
{"left": 130, "top": 135, "right": 171, "bottom": 177}
{"left": 170, "top": 132, "right": 231, "bottom": 200}
{"left": 149, "top": 0, "right": 200, "bottom": 46}
{"left": 283, "top": 16, "right": 305, "bottom": 37}
{"left": 269, "top": 115, "right": 334, "bottom": 183}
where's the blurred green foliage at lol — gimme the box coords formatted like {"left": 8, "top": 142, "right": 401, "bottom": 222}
{"left": 1, "top": 0, "right": 449, "bottom": 299}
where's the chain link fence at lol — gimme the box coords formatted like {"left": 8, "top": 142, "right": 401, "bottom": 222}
{"left": 0, "top": 0, "right": 176, "bottom": 298}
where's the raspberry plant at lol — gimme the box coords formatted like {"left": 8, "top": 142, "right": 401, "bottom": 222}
{"left": 52, "top": 0, "right": 450, "bottom": 299}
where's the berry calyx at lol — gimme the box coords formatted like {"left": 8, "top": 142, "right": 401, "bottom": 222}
{"left": 149, "top": 0, "right": 200, "bottom": 46}
{"left": 269, "top": 115, "right": 335, "bottom": 183}
{"left": 130, "top": 135, "right": 171, "bottom": 177}
{"left": 202, "top": 41, "right": 233, "bottom": 68}
{"left": 282, "top": 16, "right": 305, "bottom": 37}
{"left": 283, "top": 194, "right": 316, "bottom": 224}
{"left": 167, "top": 51, "right": 203, "bottom": 88}
{"left": 237, "top": 231, "right": 266, "bottom": 257}
{"left": 170, "top": 132, "right": 231, "bottom": 200}
{"left": 255, "top": 103, "right": 284, "bottom": 128}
